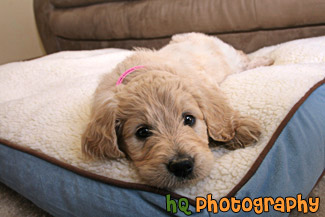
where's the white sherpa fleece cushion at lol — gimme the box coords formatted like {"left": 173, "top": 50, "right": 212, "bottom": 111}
{"left": 0, "top": 37, "right": 325, "bottom": 200}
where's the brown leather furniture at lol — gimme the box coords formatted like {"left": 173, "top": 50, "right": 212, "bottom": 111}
{"left": 34, "top": 0, "right": 325, "bottom": 53}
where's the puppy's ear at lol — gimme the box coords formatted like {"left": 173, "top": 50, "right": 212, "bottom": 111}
{"left": 81, "top": 93, "right": 125, "bottom": 159}
{"left": 190, "top": 83, "right": 261, "bottom": 148}
{"left": 192, "top": 84, "right": 236, "bottom": 142}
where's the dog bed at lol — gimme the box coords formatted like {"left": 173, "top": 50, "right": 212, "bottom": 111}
{"left": 0, "top": 36, "right": 324, "bottom": 217}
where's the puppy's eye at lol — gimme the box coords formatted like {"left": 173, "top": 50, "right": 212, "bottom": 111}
{"left": 136, "top": 126, "right": 152, "bottom": 139}
{"left": 183, "top": 115, "right": 196, "bottom": 126}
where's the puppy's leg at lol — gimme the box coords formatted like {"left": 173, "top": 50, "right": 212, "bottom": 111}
{"left": 245, "top": 55, "right": 274, "bottom": 70}
{"left": 237, "top": 50, "right": 274, "bottom": 71}
{"left": 207, "top": 37, "right": 274, "bottom": 74}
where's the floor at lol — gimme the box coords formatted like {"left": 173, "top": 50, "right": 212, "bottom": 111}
{"left": 0, "top": 175, "right": 323, "bottom": 217}
{"left": 0, "top": 182, "right": 51, "bottom": 217}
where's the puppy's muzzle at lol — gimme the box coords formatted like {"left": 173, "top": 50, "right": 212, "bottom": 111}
{"left": 167, "top": 156, "right": 194, "bottom": 178}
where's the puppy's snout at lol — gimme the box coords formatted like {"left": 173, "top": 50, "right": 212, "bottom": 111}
{"left": 167, "top": 157, "right": 194, "bottom": 178}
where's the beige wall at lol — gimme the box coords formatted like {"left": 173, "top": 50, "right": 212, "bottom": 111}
{"left": 0, "top": 0, "right": 46, "bottom": 65}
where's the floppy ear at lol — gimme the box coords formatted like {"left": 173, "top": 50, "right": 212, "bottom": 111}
{"left": 190, "top": 83, "right": 261, "bottom": 148}
{"left": 192, "top": 83, "right": 236, "bottom": 142}
{"left": 81, "top": 92, "right": 125, "bottom": 159}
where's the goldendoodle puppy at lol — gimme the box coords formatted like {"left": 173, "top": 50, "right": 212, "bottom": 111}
{"left": 81, "top": 33, "right": 272, "bottom": 188}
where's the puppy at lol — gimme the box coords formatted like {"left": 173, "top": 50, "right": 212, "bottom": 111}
{"left": 82, "top": 33, "right": 272, "bottom": 189}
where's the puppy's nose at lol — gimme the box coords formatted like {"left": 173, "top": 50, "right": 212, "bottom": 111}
{"left": 168, "top": 157, "right": 194, "bottom": 178}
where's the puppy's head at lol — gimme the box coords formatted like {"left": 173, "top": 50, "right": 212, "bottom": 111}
{"left": 82, "top": 70, "right": 260, "bottom": 188}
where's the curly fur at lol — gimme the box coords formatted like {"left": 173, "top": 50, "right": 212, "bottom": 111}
{"left": 81, "top": 33, "right": 273, "bottom": 188}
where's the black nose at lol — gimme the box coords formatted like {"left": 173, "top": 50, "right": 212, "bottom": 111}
{"left": 167, "top": 157, "right": 194, "bottom": 178}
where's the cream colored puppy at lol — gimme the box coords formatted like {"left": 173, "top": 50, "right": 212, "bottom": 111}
{"left": 82, "top": 33, "right": 272, "bottom": 189}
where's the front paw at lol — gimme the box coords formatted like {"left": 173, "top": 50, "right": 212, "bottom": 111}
{"left": 224, "top": 116, "right": 261, "bottom": 150}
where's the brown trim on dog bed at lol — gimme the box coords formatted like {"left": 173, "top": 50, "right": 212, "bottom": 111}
{"left": 0, "top": 79, "right": 324, "bottom": 207}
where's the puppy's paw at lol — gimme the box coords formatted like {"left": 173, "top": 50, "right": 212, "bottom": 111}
{"left": 224, "top": 116, "right": 261, "bottom": 150}
{"left": 246, "top": 56, "right": 274, "bottom": 70}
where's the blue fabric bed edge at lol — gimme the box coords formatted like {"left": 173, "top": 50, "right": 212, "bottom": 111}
{"left": 0, "top": 142, "right": 202, "bottom": 217}
{"left": 0, "top": 84, "right": 324, "bottom": 217}
{"left": 214, "top": 84, "right": 325, "bottom": 217}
